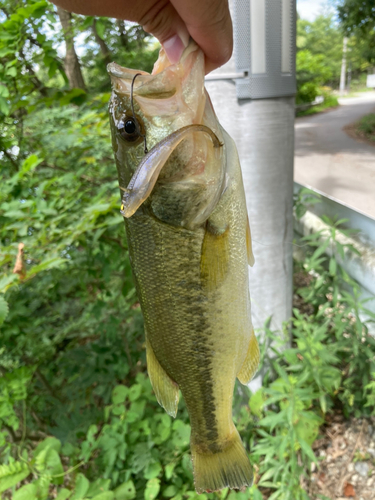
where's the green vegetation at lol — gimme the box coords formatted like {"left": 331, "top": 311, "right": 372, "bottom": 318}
{"left": 1, "top": 2, "right": 375, "bottom": 499}
{"left": 296, "top": 93, "right": 339, "bottom": 117}
{"left": 338, "top": 0, "right": 375, "bottom": 65}
{"left": 296, "top": 11, "right": 373, "bottom": 107}
{"left": 1, "top": 154, "right": 375, "bottom": 500}
{"left": 355, "top": 113, "right": 375, "bottom": 142}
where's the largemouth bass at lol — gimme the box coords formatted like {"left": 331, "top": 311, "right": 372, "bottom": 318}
{"left": 108, "top": 42, "right": 260, "bottom": 494}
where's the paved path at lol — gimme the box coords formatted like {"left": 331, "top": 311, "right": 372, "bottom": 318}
{"left": 294, "top": 92, "right": 375, "bottom": 219}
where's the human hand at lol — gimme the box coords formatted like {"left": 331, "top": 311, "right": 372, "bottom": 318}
{"left": 51, "top": 0, "right": 233, "bottom": 73}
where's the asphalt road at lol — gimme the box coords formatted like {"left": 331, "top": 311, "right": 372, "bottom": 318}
{"left": 294, "top": 92, "right": 375, "bottom": 219}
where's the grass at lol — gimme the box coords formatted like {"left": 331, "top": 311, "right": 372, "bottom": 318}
{"left": 296, "top": 95, "right": 339, "bottom": 117}
{"left": 356, "top": 113, "right": 375, "bottom": 142}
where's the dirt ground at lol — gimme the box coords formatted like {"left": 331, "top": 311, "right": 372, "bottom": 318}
{"left": 308, "top": 415, "right": 375, "bottom": 500}
{"left": 343, "top": 123, "right": 375, "bottom": 149}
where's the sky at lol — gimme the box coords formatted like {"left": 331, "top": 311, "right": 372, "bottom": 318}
{"left": 297, "top": 0, "right": 334, "bottom": 21}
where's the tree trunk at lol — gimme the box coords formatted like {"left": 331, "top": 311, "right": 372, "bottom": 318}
{"left": 116, "top": 19, "right": 128, "bottom": 49}
{"left": 56, "top": 6, "right": 86, "bottom": 90}
{"left": 92, "top": 18, "right": 112, "bottom": 65}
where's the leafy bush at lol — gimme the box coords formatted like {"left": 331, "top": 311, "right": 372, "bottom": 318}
{"left": 357, "top": 113, "right": 375, "bottom": 140}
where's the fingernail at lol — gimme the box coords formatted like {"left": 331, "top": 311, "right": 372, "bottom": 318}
{"left": 163, "top": 31, "right": 189, "bottom": 64}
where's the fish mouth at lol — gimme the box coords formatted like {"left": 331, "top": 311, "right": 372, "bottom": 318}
{"left": 107, "top": 63, "right": 177, "bottom": 99}
{"left": 107, "top": 42, "right": 203, "bottom": 100}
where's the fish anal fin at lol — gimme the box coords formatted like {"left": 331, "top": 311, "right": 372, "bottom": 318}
{"left": 146, "top": 338, "right": 179, "bottom": 417}
{"left": 200, "top": 219, "right": 230, "bottom": 292}
{"left": 237, "top": 330, "right": 260, "bottom": 385}
{"left": 246, "top": 215, "right": 255, "bottom": 267}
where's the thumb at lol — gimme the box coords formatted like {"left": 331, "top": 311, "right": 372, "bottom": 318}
{"left": 140, "top": 2, "right": 190, "bottom": 64}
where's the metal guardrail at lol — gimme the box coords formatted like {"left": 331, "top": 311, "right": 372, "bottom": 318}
{"left": 295, "top": 96, "right": 325, "bottom": 113}
{"left": 204, "top": 72, "right": 248, "bottom": 82}
{"left": 294, "top": 182, "right": 375, "bottom": 247}
{"left": 293, "top": 182, "right": 375, "bottom": 325}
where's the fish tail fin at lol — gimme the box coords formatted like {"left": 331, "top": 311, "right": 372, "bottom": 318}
{"left": 191, "top": 429, "right": 253, "bottom": 493}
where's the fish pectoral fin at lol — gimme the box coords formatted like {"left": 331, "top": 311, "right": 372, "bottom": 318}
{"left": 200, "top": 218, "right": 230, "bottom": 292}
{"left": 246, "top": 215, "right": 255, "bottom": 267}
{"left": 237, "top": 329, "right": 260, "bottom": 385}
{"left": 146, "top": 338, "right": 179, "bottom": 417}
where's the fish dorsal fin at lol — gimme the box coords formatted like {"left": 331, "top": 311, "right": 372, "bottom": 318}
{"left": 200, "top": 218, "right": 230, "bottom": 292}
{"left": 237, "top": 329, "right": 260, "bottom": 385}
{"left": 246, "top": 215, "right": 255, "bottom": 267}
{"left": 146, "top": 337, "right": 179, "bottom": 417}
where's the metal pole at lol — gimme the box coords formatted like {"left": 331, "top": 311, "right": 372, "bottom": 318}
{"left": 205, "top": 1, "right": 296, "bottom": 388}
{"left": 206, "top": 74, "right": 294, "bottom": 335}
{"left": 340, "top": 37, "right": 348, "bottom": 94}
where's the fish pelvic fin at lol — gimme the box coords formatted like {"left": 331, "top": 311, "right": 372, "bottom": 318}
{"left": 200, "top": 221, "right": 230, "bottom": 292}
{"left": 146, "top": 338, "right": 179, "bottom": 417}
{"left": 237, "top": 329, "right": 260, "bottom": 385}
{"left": 191, "top": 428, "right": 253, "bottom": 493}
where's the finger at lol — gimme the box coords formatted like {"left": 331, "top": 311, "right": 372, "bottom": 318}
{"left": 138, "top": 0, "right": 190, "bottom": 64}
{"left": 171, "top": 0, "right": 233, "bottom": 73}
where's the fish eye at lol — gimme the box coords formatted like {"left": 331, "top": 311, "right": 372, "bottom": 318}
{"left": 119, "top": 117, "right": 140, "bottom": 142}
{"left": 125, "top": 119, "right": 137, "bottom": 134}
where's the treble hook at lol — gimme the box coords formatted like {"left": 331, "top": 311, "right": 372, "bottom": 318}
{"left": 130, "top": 73, "right": 148, "bottom": 154}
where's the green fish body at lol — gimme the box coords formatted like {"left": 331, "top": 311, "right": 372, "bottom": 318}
{"left": 108, "top": 43, "right": 259, "bottom": 493}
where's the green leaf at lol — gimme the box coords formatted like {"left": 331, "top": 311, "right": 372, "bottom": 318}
{"left": 91, "top": 493, "right": 114, "bottom": 500}
{"left": 114, "top": 480, "right": 136, "bottom": 500}
{"left": 33, "top": 477, "right": 51, "bottom": 500}
{"left": 70, "top": 473, "right": 90, "bottom": 500}
{"left": 0, "top": 84, "right": 9, "bottom": 97}
{"left": 164, "top": 463, "right": 176, "bottom": 480}
{"left": 311, "top": 239, "right": 330, "bottom": 260}
{"left": 13, "top": 483, "right": 37, "bottom": 500}
{"left": 144, "top": 478, "right": 160, "bottom": 500}
{"left": 6, "top": 66, "right": 17, "bottom": 77}
{"left": 95, "top": 19, "right": 106, "bottom": 39}
{"left": 128, "top": 384, "right": 142, "bottom": 402}
{"left": 34, "top": 437, "right": 61, "bottom": 457}
{"left": 47, "top": 449, "right": 64, "bottom": 484}
{"left": 329, "top": 257, "right": 337, "bottom": 276}
{"left": 0, "top": 462, "right": 30, "bottom": 493}
{"left": 86, "top": 478, "right": 111, "bottom": 497}
{"left": 56, "top": 489, "right": 72, "bottom": 500}
{"left": 27, "top": 257, "right": 66, "bottom": 277}
{"left": 172, "top": 420, "right": 190, "bottom": 448}
{"left": 162, "top": 485, "right": 178, "bottom": 498}
{"left": 21, "top": 154, "right": 43, "bottom": 174}
{"left": 144, "top": 461, "right": 162, "bottom": 480}
{"left": 59, "top": 88, "right": 87, "bottom": 106}
{"left": 298, "top": 438, "right": 317, "bottom": 463}
{"left": 0, "top": 274, "right": 18, "bottom": 293}
{"left": 0, "top": 295, "right": 9, "bottom": 325}
{"left": 112, "top": 385, "right": 128, "bottom": 404}
{"left": 249, "top": 388, "right": 265, "bottom": 418}
{"left": 0, "top": 95, "right": 9, "bottom": 115}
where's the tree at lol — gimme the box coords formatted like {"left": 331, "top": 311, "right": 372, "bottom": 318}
{"left": 337, "top": 0, "right": 375, "bottom": 64}
{"left": 296, "top": 12, "right": 371, "bottom": 100}
{"left": 56, "top": 5, "right": 86, "bottom": 89}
